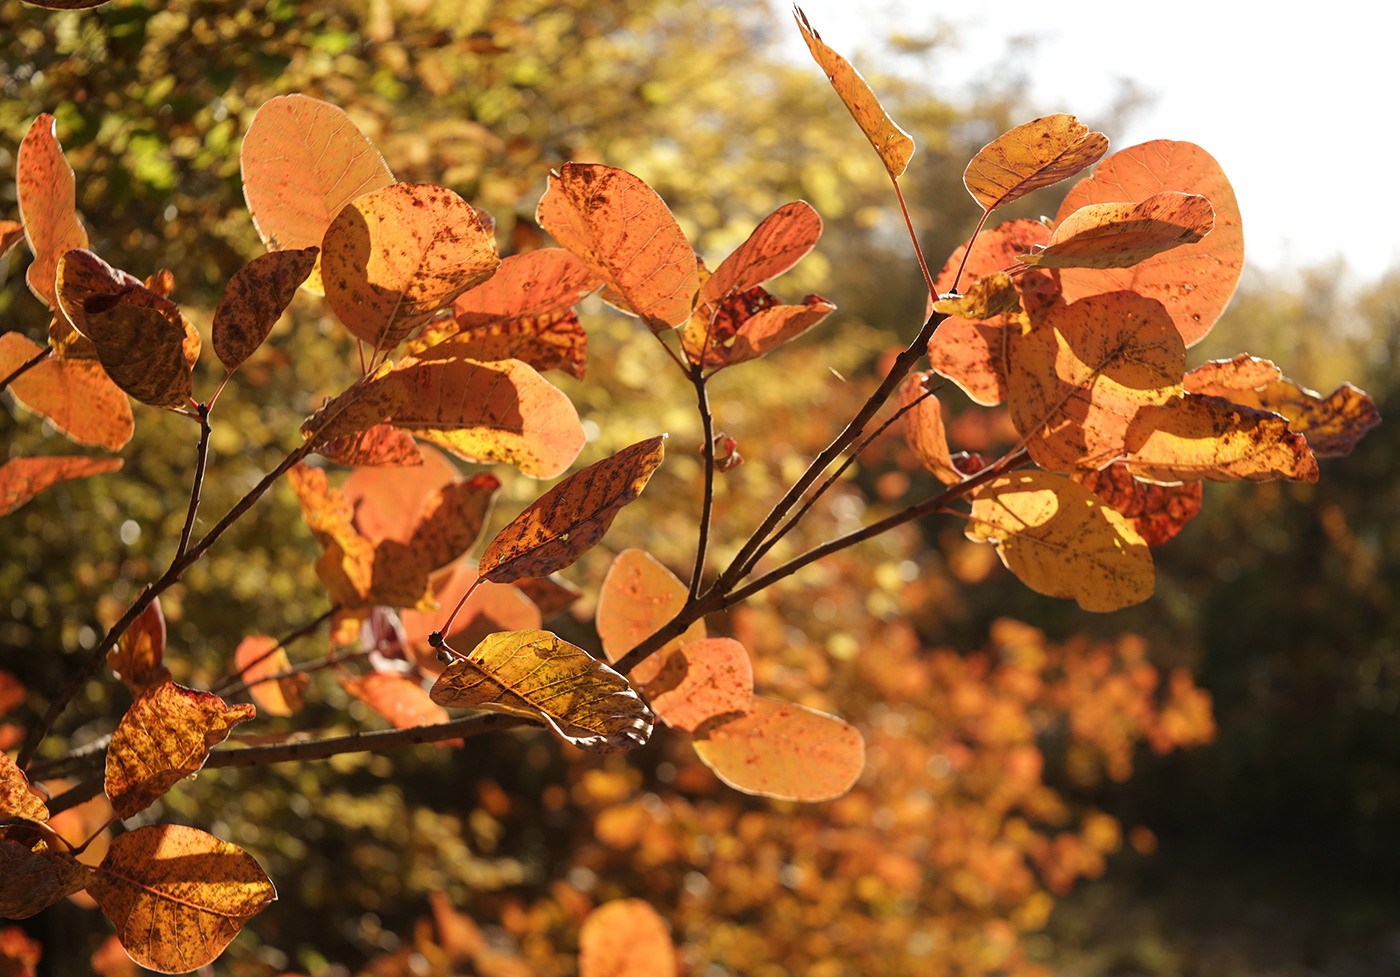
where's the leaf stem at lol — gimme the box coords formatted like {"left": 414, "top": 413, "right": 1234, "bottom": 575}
{"left": 690, "top": 364, "right": 716, "bottom": 600}
{"left": 891, "top": 176, "right": 937, "bottom": 299}
{"left": 209, "top": 606, "right": 338, "bottom": 696}
{"left": 435, "top": 575, "right": 483, "bottom": 644}
{"left": 219, "top": 647, "right": 370, "bottom": 701}
{"left": 949, "top": 209, "right": 993, "bottom": 295}
{"left": 0, "top": 344, "right": 52, "bottom": 396}
{"left": 174, "top": 402, "right": 212, "bottom": 564}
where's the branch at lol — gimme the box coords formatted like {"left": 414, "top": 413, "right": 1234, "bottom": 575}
{"left": 209, "top": 606, "right": 337, "bottom": 696}
{"left": 217, "top": 647, "right": 368, "bottom": 702}
{"left": 0, "top": 344, "right": 51, "bottom": 396}
{"left": 174, "top": 403, "right": 212, "bottom": 563}
{"left": 689, "top": 365, "right": 716, "bottom": 600}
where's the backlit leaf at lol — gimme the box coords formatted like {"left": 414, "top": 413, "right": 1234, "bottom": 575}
{"left": 104, "top": 682, "right": 256, "bottom": 819}
{"left": 89, "top": 824, "right": 275, "bottom": 973}
{"left": 392, "top": 473, "right": 500, "bottom": 573}
{"left": 1024, "top": 192, "right": 1214, "bottom": 269}
{"left": 0, "top": 827, "right": 96, "bottom": 918}
{"left": 714, "top": 296, "right": 836, "bottom": 369}
{"left": 450, "top": 248, "right": 599, "bottom": 325}
{"left": 597, "top": 548, "right": 707, "bottom": 683}
{"left": 963, "top": 114, "right": 1107, "bottom": 213}
{"left": 579, "top": 898, "right": 678, "bottom": 977}
{"left": 106, "top": 596, "right": 172, "bottom": 695}
{"left": 82, "top": 291, "right": 195, "bottom": 409}
{"left": 701, "top": 200, "right": 823, "bottom": 304}
{"left": 0, "top": 221, "right": 23, "bottom": 260}
{"left": 16, "top": 114, "right": 88, "bottom": 310}
{"left": 536, "top": 163, "right": 697, "bottom": 332}
{"left": 642, "top": 637, "right": 753, "bottom": 733}
{"left": 233, "top": 637, "right": 308, "bottom": 717}
{"left": 321, "top": 183, "right": 501, "bottom": 353}
{"left": 794, "top": 8, "right": 914, "bottom": 179}
{"left": 692, "top": 695, "right": 865, "bottom": 801}
{"left": 319, "top": 423, "right": 425, "bottom": 467}
{"left": 1124, "top": 394, "right": 1320, "bottom": 483}
{"left": 1008, "top": 291, "right": 1185, "bottom": 472}
{"left": 430, "top": 629, "right": 654, "bottom": 752}
{"left": 0, "top": 752, "right": 47, "bottom": 822}
{"left": 512, "top": 576, "right": 583, "bottom": 617}
{"left": 0, "top": 456, "right": 123, "bottom": 518}
{"left": 399, "top": 562, "right": 541, "bottom": 676}
{"left": 1077, "top": 462, "right": 1203, "bottom": 546}
{"left": 240, "top": 93, "right": 395, "bottom": 295}
{"left": 212, "top": 247, "right": 318, "bottom": 370}
{"left": 341, "top": 673, "right": 452, "bottom": 737}
{"left": 0, "top": 331, "right": 133, "bottom": 451}
{"left": 479, "top": 435, "right": 666, "bottom": 584}
{"left": 1056, "top": 140, "right": 1243, "bottom": 346}
{"left": 900, "top": 372, "right": 960, "bottom": 484}
{"left": 344, "top": 443, "right": 460, "bottom": 543}
{"left": 933, "top": 271, "right": 1021, "bottom": 319}
{"left": 416, "top": 308, "right": 589, "bottom": 380}
{"left": 55, "top": 249, "right": 143, "bottom": 340}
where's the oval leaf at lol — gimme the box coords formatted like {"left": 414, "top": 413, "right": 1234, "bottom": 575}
{"left": 341, "top": 672, "right": 451, "bottom": 734}
{"left": 692, "top": 695, "right": 865, "bottom": 802}
{"left": 90, "top": 824, "right": 275, "bottom": 973}
{"left": 479, "top": 435, "right": 666, "bottom": 584}
{"left": 642, "top": 637, "right": 753, "bottom": 733}
{"left": 900, "top": 372, "right": 960, "bottom": 485}
{"left": 1124, "top": 394, "right": 1320, "bottom": 483}
{"left": 704, "top": 200, "right": 824, "bottom": 305}
{"left": 82, "top": 291, "right": 195, "bottom": 409}
{"left": 106, "top": 596, "right": 171, "bottom": 695}
{"left": 0, "top": 455, "right": 123, "bottom": 518}
{"left": 233, "top": 637, "right": 308, "bottom": 718}
{"left": 963, "top": 114, "right": 1107, "bottom": 213}
{"left": 450, "top": 247, "right": 600, "bottom": 325}
{"left": 0, "top": 331, "right": 133, "bottom": 451}
{"left": 318, "top": 423, "right": 426, "bottom": 467}
{"left": 1023, "top": 192, "right": 1215, "bottom": 269}
{"left": 596, "top": 548, "right": 707, "bottom": 682}
{"left": 16, "top": 114, "right": 89, "bottom": 310}
{"left": 0, "top": 221, "right": 23, "bottom": 260}
{"left": 430, "top": 629, "right": 654, "bottom": 753}
{"left": 213, "top": 247, "right": 319, "bottom": 370}
{"left": 579, "top": 899, "right": 678, "bottom": 977}
{"left": 1077, "top": 462, "right": 1203, "bottom": 546}
{"left": 0, "top": 829, "right": 96, "bottom": 919}
{"left": 104, "top": 682, "right": 256, "bottom": 820}
{"left": 55, "top": 249, "right": 144, "bottom": 340}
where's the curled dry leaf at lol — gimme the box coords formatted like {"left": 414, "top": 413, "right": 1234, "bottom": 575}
{"left": 536, "top": 163, "right": 697, "bottom": 332}
{"left": 0, "top": 456, "right": 123, "bottom": 519}
{"left": 597, "top": 548, "right": 707, "bottom": 683}
{"left": 1077, "top": 462, "right": 1203, "bottom": 546}
{"left": 399, "top": 562, "right": 541, "bottom": 675}
{"left": 212, "top": 247, "right": 319, "bottom": 370}
{"left": 1124, "top": 394, "right": 1320, "bottom": 483}
{"left": 963, "top": 114, "right": 1108, "bottom": 214}
{"left": 967, "top": 470, "right": 1154, "bottom": 612}
{"left": 107, "top": 596, "right": 172, "bottom": 695}
{"left": 1023, "top": 192, "right": 1215, "bottom": 269}
{"left": 82, "top": 291, "right": 196, "bottom": 409}
{"left": 692, "top": 694, "right": 865, "bottom": 802}
{"left": 89, "top": 824, "right": 275, "bottom": 974}
{"left": 900, "top": 372, "right": 960, "bottom": 485}
{"left": 1056, "top": 140, "right": 1243, "bottom": 346}
{"left": 643, "top": 637, "right": 753, "bottom": 733}
{"left": 579, "top": 898, "right": 678, "bottom": 977}
{"left": 104, "top": 681, "right": 256, "bottom": 820}
{"left": 321, "top": 183, "right": 501, "bottom": 353}
{"left": 240, "top": 93, "right": 395, "bottom": 295}
{"left": 794, "top": 8, "right": 914, "bottom": 179}
{"left": 0, "top": 752, "right": 47, "bottom": 822}
{"left": 0, "top": 826, "right": 96, "bottom": 919}
{"left": 431, "top": 629, "right": 654, "bottom": 752}
{"left": 16, "top": 114, "right": 89, "bottom": 311}
{"left": 933, "top": 272, "right": 1022, "bottom": 322}
{"left": 233, "top": 636, "right": 308, "bottom": 717}
{"left": 479, "top": 435, "right": 666, "bottom": 584}
{"left": 318, "top": 423, "right": 425, "bottom": 467}
{"left": 0, "top": 331, "right": 133, "bottom": 451}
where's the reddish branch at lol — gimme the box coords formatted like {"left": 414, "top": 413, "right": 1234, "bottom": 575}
{"left": 689, "top": 364, "right": 717, "bottom": 601}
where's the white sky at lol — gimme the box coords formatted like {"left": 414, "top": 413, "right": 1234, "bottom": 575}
{"left": 778, "top": 1, "right": 1400, "bottom": 286}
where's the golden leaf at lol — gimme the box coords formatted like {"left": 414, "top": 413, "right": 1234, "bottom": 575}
{"left": 963, "top": 114, "right": 1107, "bottom": 213}
{"left": 1021, "top": 192, "right": 1214, "bottom": 269}
{"left": 579, "top": 898, "right": 678, "bottom": 977}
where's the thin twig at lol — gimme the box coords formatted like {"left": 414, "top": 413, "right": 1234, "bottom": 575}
{"left": 0, "top": 344, "right": 51, "bottom": 395}
{"left": 26, "top": 733, "right": 112, "bottom": 781}
{"left": 218, "top": 648, "right": 369, "bottom": 702}
{"left": 174, "top": 403, "right": 212, "bottom": 563}
{"left": 209, "top": 606, "right": 337, "bottom": 696}
{"left": 689, "top": 365, "right": 716, "bottom": 600}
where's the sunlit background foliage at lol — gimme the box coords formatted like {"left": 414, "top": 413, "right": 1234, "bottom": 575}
{"left": 3, "top": 0, "right": 1399, "bottom": 974}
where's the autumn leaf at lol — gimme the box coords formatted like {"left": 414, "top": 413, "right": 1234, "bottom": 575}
{"left": 343, "top": 443, "right": 459, "bottom": 542}
{"left": 418, "top": 308, "right": 589, "bottom": 380}
{"left": 321, "top": 183, "right": 501, "bottom": 353}
{"left": 0, "top": 753, "right": 47, "bottom": 823}
{"left": 55, "top": 249, "right": 143, "bottom": 340}
{"left": 104, "top": 682, "right": 256, "bottom": 819}
{"left": 1124, "top": 394, "right": 1320, "bottom": 483}
{"left": 17, "top": 0, "right": 113, "bottom": 8}
{"left": 933, "top": 271, "right": 1022, "bottom": 320}
{"left": 596, "top": 548, "right": 707, "bottom": 683}
{"left": 341, "top": 673, "right": 452, "bottom": 739}
{"left": 1022, "top": 192, "right": 1214, "bottom": 269}
{"left": 1077, "top": 462, "right": 1203, "bottom": 546}
{"left": 319, "top": 423, "right": 426, "bottom": 467}
{"left": 16, "top": 114, "right": 89, "bottom": 310}
{"left": 399, "top": 562, "right": 541, "bottom": 676}
{"left": 692, "top": 695, "right": 865, "bottom": 801}
{"left": 479, "top": 436, "right": 666, "bottom": 584}
{"left": 1007, "top": 291, "right": 1185, "bottom": 472}
{"left": 233, "top": 637, "right": 308, "bottom": 717}
{"left": 536, "top": 163, "right": 697, "bottom": 332}
{"left": 963, "top": 114, "right": 1107, "bottom": 214}
{"left": 709, "top": 201, "right": 824, "bottom": 303}
{"left": 240, "top": 93, "right": 395, "bottom": 295}
{"left": 430, "top": 629, "right": 654, "bottom": 752}
{"left": 379, "top": 473, "right": 500, "bottom": 574}
{"left": 0, "top": 456, "right": 123, "bottom": 518}
{"left": 711, "top": 296, "right": 837, "bottom": 370}
{"left": 512, "top": 575, "right": 583, "bottom": 617}
{"left": 0, "top": 221, "right": 23, "bottom": 260}
{"left": 89, "top": 824, "right": 276, "bottom": 973}
{"left": 1056, "top": 140, "right": 1243, "bottom": 346}
{"left": 578, "top": 898, "right": 678, "bottom": 977}
{"left": 966, "top": 470, "right": 1154, "bottom": 612}
{"left": 0, "top": 331, "right": 133, "bottom": 451}
{"left": 212, "top": 247, "right": 319, "bottom": 371}
{"left": 794, "top": 8, "right": 914, "bottom": 179}
{"left": 0, "top": 826, "right": 96, "bottom": 919}
{"left": 106, "top": 596, "right": 173, "bottom": 695}
{"left": 900, "top": 372, "right": 960, "bottom": 485}
{"left": 82, "top": 290, "right": 196, "bottom": 409}
{"left": 642, "top": 637, "right": 753, "bottom": 733}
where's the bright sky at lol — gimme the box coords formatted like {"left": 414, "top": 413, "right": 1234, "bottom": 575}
{"left": 778, "top": 1, "right": 1400, "bottom": 286}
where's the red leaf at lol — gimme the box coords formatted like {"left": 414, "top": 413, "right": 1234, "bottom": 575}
{"left": 0, "top": 455, "right": 123, "bottom": 518}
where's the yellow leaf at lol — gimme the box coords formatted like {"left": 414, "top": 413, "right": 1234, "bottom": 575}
{"left": 963, "top": 114, "right": 1107, "bottom": 214}
{"left": 932, "top": 271, "right": 1022, "bottom": 319}
{"left": 0, "top": 752, "right": 47, "bottom": 823}
{"left": 1020, "top": 192, "right": 1214, "bottom": 269}
{"left": 1124, "top": 394, "right": 1320, "bottom": 483}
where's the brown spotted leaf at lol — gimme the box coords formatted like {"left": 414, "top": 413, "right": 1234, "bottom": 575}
{"left": 715, "top": 296, "right": 835, "bottom": 369}
{"left": 794, "top": 8, "right": 914, "bottom": 179}
{"left": 104, "top": 682, "right": 256, "bottom": 820}
{"left": 692, "top": 695, "right": 865, "bottom": 802}
{"left": 900, "top": 372, "right": 960, "bottom": 484}
{"left": 55, "top": 249, "right": 143, "bottom": 340}
{"left": 967, "top": 470, "right": 1154, "bottom": 612}
{"left": 1077, "top": 462, "right": 1203, "bottom": 546}
{"left": 321, "top": 183, "right": 501, "bottom": 353}
{"left": 1124, "top": 394, "right": 1320, "bottom": 483}
{"left": 536, "top": 163, "right": 697, "bottom": 332}
{"left": 82, "top": 291, "right": 195, "bottom": 409}
{"left": 479, "top": 436, "right": 666, "bottom": 584}
{"left": 430, "top": 629, "right": 653, "bottom": 752}
{"left": 233, "top": 637, "right": 308, "bottom": 718}
{"left": 415, "top": 308, "right": 589, "bottom": 380}
{"left": 0, "top": 456, "right": 123, "bottom": 518}
{"left": 0, "top": 331, "right": 133, "bottom": 451}
{"left": 706, "top": 201, "right": 824, "bottom": 304}
{"left": 579, "top": 898, "right": 678, "bottom": 977}
{"left": 596, "top": 548, "right": 707, "bottom": 683}
{"left": 0, "top": 827, "right": 97, "bottom": 919}
{"left": 1023, "top": 192, "right": 1215, "bottom": 269}
{"left": 964, "top": 114, "right": 1107, "bottom": 214}
{"left": 106, "top": 597, "right": 172, "bottom": 695}
{"left": 213, "top": 247, "right": 318, "bottom": 370}
{"left": 447, "top": 248, "right": 599, "bottom": 325}
{"left": 0, "top": 753, "right": 47, "bottom": 822}
{"left": 89, "top": 824, "right": 275, "bottom": 973}
{"left": 16, "top": 114, "right": 89, "bottom": 310}
{"left": 240, "top": 93, "right": 395, "bottom": 295}
{"left": 642, "top": 637, "right": 753, "bottom": 733}
{"left": 318, "top": 423, "right": 425, "bottom": 467}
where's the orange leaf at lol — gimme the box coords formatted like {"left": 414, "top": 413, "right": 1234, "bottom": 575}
{"left": 899, "top": 372, "right": 960, "bottom": 484}
{"left": 318, "top": 423, "right": 426, "bottom": 467}
{"left": 104, "top": 681, "right": 256, "bottom": 819}
{"left": 714, "top": 296, "right": 835, "bottom": 369}
{"left": 536, "top": 163, "right": 697, "bottom": 332}
{"left": 16, "top": 114, "right": 89, "bottom": 310}
{"left": 479, "top": 436, "right": 666, "bottom": 584}
{"left": 702, "top": 200, "right": 824, "bottom": 305}
{"left": 963, "top": 114, "right": 1107, "bottom": 213}
{"left": 692, "top": 695, "right": 865, "bottom": 802}
{"left": 1124, "top": 394, "right": 1320, "bottom": 483}
{"left": 429, "top": 891, "right": 485, "bottom": 964}
{"left": 450, "top": 248, "right": 599, "bottom": 324}
{"left": 55, "top": 248, "right": 143, "bottom": 340}
{"left": 82, "top": 289, "right": 196, "bottom": 408}
{"left": 0, "top": 331, "right": 133, "bottom": 450}
{"left": 106, "top": 596, "right": 172, "bottom": 695}
{"left": 0, "top": 925, "right": 41, "bottom": 977}
{"left": 794, "top": 8, "right": 914, "bottom": 179}
{"left": 89, "top": 824, "right": 275, "bottom": 973}
{"left": 212, "top": 247, "right": 319, "bottom": 370}
{"left": 90, "top": 934, "right": 138, "bottom": 977}
{"left": 1077, "top": 462, "right": 1203, "bottom": 547}
{"left": 0, "top": 752, "right": 47, "bottom": 822}
{"left": 390, "top": 473, "right": 500, "bottom": 573}
{"left": 0, "top": 455, "right": 123, "bottom": 518}
{"left": 596, "top": 548, "right": 707, "bottom": 682}
{"left": 1008, "top": 291, "right": 1185, "bottom": 472}
{"left": 0, "top": 221, "right": 24, "bottom": 260}
{"left": 343, "top": 443, "right": 459, "bottom": 542}
{"left": 399, "top": 562, "right": 541, "bottom": 676}
{"left": 1056, "top": 140, "right": 1243, "bottom": 346}
{"left": 43, "top": 777, "right": 116, "bottom": 907}
{"left": 142, "top": 269, "right": 175, "bottom": 298}
{"left": 341, "top": 672, "right": 453, "bottom": 738}
{"left": 643, "top": 637, "right": 753, "bottom": 733}
{"left": 578, "top": 898, "right": 678, "bottom": 977}
{"left": 0, "top": 825, "right": 96, "bottom": 918}
{"left": 240, "top": 93, "right": 395, "bottom": 295}
{"left": 1023, "top": 192, "right": 1215, "bottom": 269}
{"left": 415, "top": 308, "right": 589, "bottom": 380}
{"left": 322, "top": 183, "right": 501, "bottom": 353}
{"left": 233, "top": 636, "right": 308, "bottom": 717}
{"left": 512, "top": 575, "right": 582, "bottom": 617}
